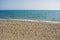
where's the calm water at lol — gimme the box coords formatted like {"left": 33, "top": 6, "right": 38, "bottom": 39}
{"left": 0, "top": 10, "right": 60, "bottom": 21}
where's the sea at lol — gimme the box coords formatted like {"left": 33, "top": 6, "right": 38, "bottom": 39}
{"left": 0, "top": 10, "right": 60, "bottom": 22}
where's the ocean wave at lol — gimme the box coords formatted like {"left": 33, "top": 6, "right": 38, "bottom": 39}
{"left": 0, "top": 19, "right": 60, "bottom": 23}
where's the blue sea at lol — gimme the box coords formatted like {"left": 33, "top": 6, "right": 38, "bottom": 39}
{"left": 0, "top": 10, "right": 60, "bottom": 22}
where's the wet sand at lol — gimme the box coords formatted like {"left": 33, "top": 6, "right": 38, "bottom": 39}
{"left": 0, "top": 20, "right": 60, "bottom": 40}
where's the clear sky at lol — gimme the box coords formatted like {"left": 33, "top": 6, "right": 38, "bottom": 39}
{"left": 0, "top": 0, "right": 60, "bottom": 10}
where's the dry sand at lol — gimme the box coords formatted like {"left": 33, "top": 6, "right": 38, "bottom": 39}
{"left": 0, "top": 20, "right": 60, "bottom": 40}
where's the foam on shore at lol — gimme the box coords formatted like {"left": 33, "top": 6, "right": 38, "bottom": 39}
{"left": 0, "top": 19, "right": 60, "bottom": 23}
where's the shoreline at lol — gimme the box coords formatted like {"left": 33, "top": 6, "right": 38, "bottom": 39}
{"left": 0, "top": 19, "right": 60, "bottom": 23}
{"left": 0, "top": 19, "right": 60, "bottom": 40}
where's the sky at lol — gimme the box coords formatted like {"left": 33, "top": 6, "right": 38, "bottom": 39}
{"left": 0, "top": 0, "right": 60, "bottom": 10}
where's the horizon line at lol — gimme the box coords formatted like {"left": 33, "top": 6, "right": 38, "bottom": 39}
{"left": 0, "top": 9, "right": 60, "bottom": 10}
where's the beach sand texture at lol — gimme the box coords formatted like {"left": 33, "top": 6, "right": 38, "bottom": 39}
{"left": 0, "top": 20, "right": 60, "bottom": 40}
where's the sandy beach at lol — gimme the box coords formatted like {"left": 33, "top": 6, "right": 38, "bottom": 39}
{"left": 0, "top": 20, "right": 60, "bottom": 40}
